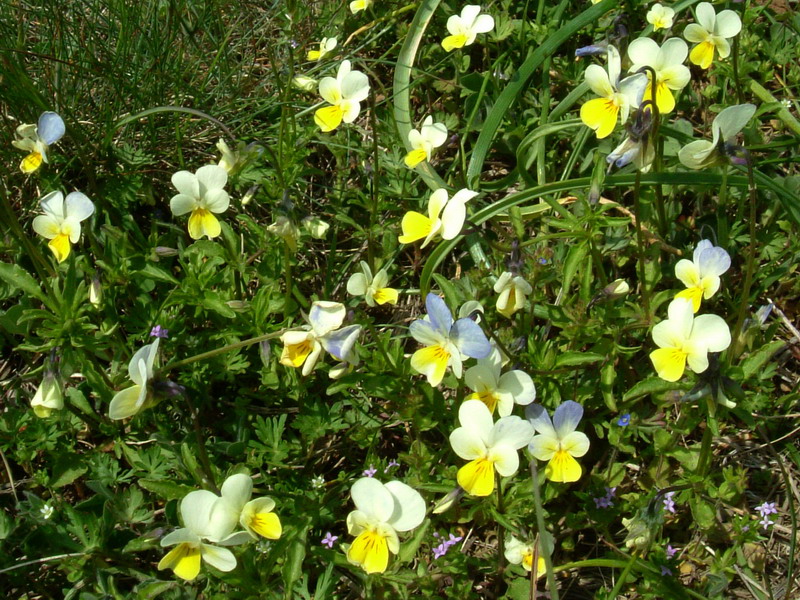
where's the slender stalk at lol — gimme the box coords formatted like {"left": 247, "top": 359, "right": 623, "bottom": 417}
{"left": 364, "top": 319, "right": 399, "bottom": 375}
{"left": 606, "top": 551, "right": 638, "bottom": 599}
{"left": 529, "top": 461, "right": 559, "bottom": 600}
{"left": 0, "top": 552, "right": 85, "bottom": 575}
{"left": 729, "top": 156, "right": 758, "bottom": 357}
{"left": 696, "top": 421, "right": 713, "bottom": 476}
{"left": 368, "top": 89, "right": 380, "bottom": 272}
{"left": 158, "top": 330, "right": 285, "bottom": 374}
{"left": 495, "top": 473, "right": 506, "bottom": 592}
{"left": 632, "top": 171, "right": 651, "bottom": 320}
{"left": 0, "top": 446, "right": 18, "bottom": 503}
{"left": 283, "top": 241, "right": 294, "bottom": 320}
{"left": 184, "top": 392, "right": 219, "bottom": 495}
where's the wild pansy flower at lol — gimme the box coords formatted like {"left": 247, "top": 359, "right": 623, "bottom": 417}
{"left": 32, "top": 191, "right": 95, "bottom": 263}
{"left": 678, "top": 104, "right": 755, "bottom": 170}
{"left": 580, "top": 45, "right": 647, "bottom": 139}
{"left": 404, "top": 116, "right": 448, "bottom": 168}
{"left": 649, "top": 297, "right": 731, "bottom": 382}
{"left": 449, "top": 399, "right": 534, "bottom": 496}
{"left": 409, "top": 293, "right": 491, "bottom": 386}
{"left": 346, "top": 261, "right": 399, "bottom": 306}
{"left": 301, "top": 215, "right": 330, "bottom": 239}
{"left": 464, "top": 347, "right": 536, "bottom": 417}
{"left": 607, "top": 104, "right": 656, "bottom": 172}
{"left": 31, "top": 371, "right": 63, "bottom": 418}
{"left": 398, "top": 188, "right": 477, "bottom": 248}
{"left": 314, "top": 60, "right": 369, "bottom": 132}
{"left": 268, "top": 216, "right": 300, "bottom": 251}
{"left": 158, "top": 484, "right": 251, "bottom": 581}
{"left": 647, "top": 4, "right": 675, "bottom": 31}
{"left": 279, "top": 301, "right": 361, "bottom": 376}
{"left": 527, "top": 401, "right": 590, "bottom": 483}
{"left": 108, "top": 338, "right": 160, "bottom": 420}
{"left": 350, "top": 0, "right": 372, "bottom": 14}
{"left": 441, "top": 5, "right": 494, "bottom": 52}
{"left": 214, "top": 474, "right": 282, "bottom": 541}
{"left": 674, "top": 240, "right": 731, "bottom": 312}
{"left": 493, "top": 272, "right": 533, "bottom": 318}
{"left": 346, "top": 477, "right": 425, "bottom": 574}
{"left": 12, "top": 111, "right": 65, "bottom": 173}
{"left": 307, "top": 37, "right": 337, "bottom": 61}
{"left": 169, "top": 165, "right": 230, "bottom": 240}
{"left": 505, "top": 536, "right": 546, "bottom": 576}
{"left": 627, "top": 37, "right": 691, "bottom": 114}
{"left": 684, "top": 2, "right": 742, "bottom": 69}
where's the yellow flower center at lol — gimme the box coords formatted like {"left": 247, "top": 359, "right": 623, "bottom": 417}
{"left": 348, "top": 528, "right": 389, "bottom": 574}
{"left": 545, "top": 449, "right": 582, "bottom": 483}
{"left": 470, "top": 389, "right": 500, "bottom": 414}
{"left": 48, "top": 233, "right": 72, "bottom": 263}
{"left": 282, "top": 339, "right": 314, "bottom": 368}
{"left": 442, "top": 33, "right": 468, "bottom": 52}
{"left": 21, "top": 151, "right": 44, "bottom": 173}
{"left": 158, "top": 542, "right": 202, "bottom": 581}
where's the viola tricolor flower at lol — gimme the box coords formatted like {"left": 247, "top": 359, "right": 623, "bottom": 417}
{"left": 464, "top": 347, "right": 536, "bottom": 416}
{"left": 527, "top": 401, "right": 590, "bottom": 483}
{"left": 31, "top": 371, "right": 63, "bottom": 418}
{"left": 678, "top": 104, "right": 755, "bottom": 170}
{"left": 441, "top": 5, "right": 494, "bottom": 52}
{"left": 346, "top": 261, "right": 399, "bottom": 306}
{"left": 108, "top": 338, "right": 160, "bottom": 420}
{"left": 32, "top": 191, "right": 95, "bottom": 263}
{"left": 684, "top": 2, "right": 742, "bottom": 69}
{"left": 647, "top": 4, "right": 675, "bottom": 31}
{"left": 493, "top": 272, "right": 533, "bottom": 318}
{"left": 674, "top": 240, "right": 731, "bottom": 312}
{"left": 169, "top": 165, "right": 230, "bottom": 240}
{"left": 314, "top": 60, "right": 370, "bottom": 132}
{"left": 627, "top": 37, "right": 691, "bottom": 114}
{"left": 398, "top": 188, "right": 478, "bottom": 248}
{"left": 307, "top": 37, "right": 337, "bottom": 61}
{"left": 12, "top": 111, "right": 65, "bottom": 173}
{"left": 404, "top": 116, "right": 448, "bottom": 168}
{"left": 349, "top": 0, "right": 373, "bottom": 13}
{"left": 505, "top": 536, "right": 546, "bottom": 576}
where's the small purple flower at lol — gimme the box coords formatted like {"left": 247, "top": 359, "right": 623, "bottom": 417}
{"left": 617, "top": 413, "right": 631, "bottom": 427}
{"left": 384, "top": 459, "right": 400, "bottom": 473}
{"left": 755, "top": 502, "right": 777, "bottom": 517}
{"left": 593, "top": 486, "right": 617, "bottom": 509}
{"left": 362, "top": 465, "right": 377, "bottom": 477}
{"left": 663, "top": 491, "right": 676, "bottom": 514}
{"left": 150, "top": 325, "right": 169, "bottom": 339}
{"left": 433, "top": 543, "right": 448, "bottom": 559}
{"left": 666, "top": 544, "right": 678, "bottom": 559}
{"left": 538, "top": 258, "right": 548, "bottom": 265}
{"left": 759, "top": 516, "right": 773, "bottom": 530}
{"left": 661, "top": 565, "right": 672, "bottom": 576}
{"left": 431, "top": 531, "right": 463, "bottom": 559}
{"left": 321, "top": 532, "right": 338, "bottom": 548}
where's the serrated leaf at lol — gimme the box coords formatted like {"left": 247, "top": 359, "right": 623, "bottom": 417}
{"left": 50, "top": 453, "right": 89, "bottom": 488}
{"left": 742, "top": 340, "right": 785, "bottom": 379}
{"left": 0, "top": 262, "right": 47, "bottom": 303}
{"left": 138, "top": 479, "right": 193, "bottom": 501}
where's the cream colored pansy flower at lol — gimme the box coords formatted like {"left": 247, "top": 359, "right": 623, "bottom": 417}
{"left": 346, "top": 477, "right": 425, "bottom": 574}
{"left": 627, "top": 37, "right": 691, "bottom": 114}
{"left": 505, "top": 536, "right": 546, "bottom": 576}
{"left": 464, "top": 347, "right": 535, "bottom": 416}
{"left": 678, "top": 103, "right": 755, "bottom": 170}
{"left": 674, "top": 240, "right": 731, "bottom": 312}
{"left": 580, "top": 45, "right": 647, "bottom": 139}
{"left": 12, "top": 111, "right": 65, "bottom": 173}
{"left": 650, "top": 297, "right": 731, "bottom": 381}
{"left": 108, "top": 338, "right": 160, "bottom": 420}
{"left": 314, "top": 60, "right": 370, "bottom": 132}
{"left": 350, "top": 0, "right": 373, "bottom": 14}
{"left": 399, "top": 188, "right": 477, "bottom": 248}
{"left": 169, "top": 165, "right": 230, "bottom": 240}
{"left": 527, "top": 401, "right": 590, "bottom": 483}
{"left": 32, "top": 191, "right": 95, "bottom": 263}
{"left": 493, "top": 272, "right": 533, "bottom": 318}
{"left": 31, "top": 371, "right": 63, "bottom": 418}
{"left": 307, "top": 37, "right": 337, "bottom": 61}
{"left": 684, "top": 2, "right": 742, "bottom": 69}
{"left": 450, "top": 399, "right": 534, "bottom": 496}
{"left": 346, "top": 261, "right": 399, "bottom": 306}
{"left": 647, "top": 4, "right": 675, "bottom": 31}
{"left": 405, "top": 116, "right": 448, "bottom": 168}
{"left": 442, "top": 5, "right": 494, "bottom": 52}
{"left": 212, "top": 474, "right": 283, "bottom": 541}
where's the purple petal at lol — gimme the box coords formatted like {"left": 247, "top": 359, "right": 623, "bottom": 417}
{"left": 425, "top": 293, "right": 453, "bottom": 334}
{"left": 450, "top": 318, "right": 490, "bottom": 359}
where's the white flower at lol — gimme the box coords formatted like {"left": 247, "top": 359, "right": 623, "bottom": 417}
{"left": 678, "top": 103, "right": 755, "bottom": 170}
{"left": 441, "top": 5, "right": 495, "bottom": 52}
{"left": 12, "top": 111, "right": 65, "bottom": 173}
{"left": 464, "top": 347, "right": 536, "bottom": 416}
{"left": 684, "top": 2, "right": 742, "bottom": 69}
{"left": 212, "top": 474, "right": 282, "bottom": 541}
{"left": 301, "top": 215, "right": 330, "bottom": 239}
{"left": 627, "top": 37, "right": 691, "bottom": 114}
{"left": 449, "top": 400, "right": 534, "bottom": 496}
{"left": 307, "top": 37, "right": 337, "bottom": 61}
{"left": 527, "top": 401, "right": 590, "bottom": 483}
{"left": 647, "top": 4, "right": 675, "bottom": 31}
{"left": 350, "top": 0, "right": 373, "bottom": 14}
{"left": 505, "top": 536, "right": 545, "bottom": 575}
{"left": 398, "top": 188, "right": 478, "bottom": 248}
{"left": 674, "top": 240, "right": 731, "bottom": 312}
{"left": 650, "top": 298, "right": 731, "bottom": 382}
{"left": 314, "top": 60, "right": 370, "bottom": 132}
{"left": 108, "top": 338, "right": 160, "bottom": 420}
{"left": 31, "top": 371, "right": 63, "bottom": 418}
{"left": 347, "top": 261, "right": 399, "bottom": 307}
{"left": 346, "top": 477, "right": 425, "bottom": 573}
{"left": 169, "top": 165, "right": 230, "bottom": 240}
{"left": 268, "top": 216, "right": 300, "bottom": 251}
{"left": 405, "top": 116, "right": 448, "bottom": 168}
{"left": 40, "top": 504, "right": 54, "bottom": 520}
{"left": 493, "top": 272, "right": 533, "bottom": 318}
{"left": 32, "top": 191, "right": 95, "bottom": 263}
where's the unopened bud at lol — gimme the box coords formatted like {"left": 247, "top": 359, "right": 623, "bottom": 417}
{"left": 154, "top": 246, "right": 179, "bottom": 257}
{"left": 259, "top": 340, "right": 271, "bottom": 367}
{"left": 89, "top": 276, "right": 102, "bottom": 307}
{"left": 604, "top": 279, "right": 630, "bottom": 299}
{"left": 433, "top": 487, "right": 465, "bottom": 514}
{"left": 302, "top": 216, "right": 330, "bottom": 239}
{"left": 292, "top": 75, "right": 317, "bottom": 92}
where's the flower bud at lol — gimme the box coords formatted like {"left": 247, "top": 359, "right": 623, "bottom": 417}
{"left": 154, "top": 246, "right": 179, "bottom": 257}
{"left": 604, "top": 279, "right": 630, "bottom": 299}
{"left": 302, "top": 216, "right": 330, "bottom": 239}
{"left": 31, "top": 371, "right": 63, "bottom": 418}
{"left": 292, "top": 75, "right": 318, "bottom": 92}
{"left": 89, "top": 275, "right": 102, "bottom": 307}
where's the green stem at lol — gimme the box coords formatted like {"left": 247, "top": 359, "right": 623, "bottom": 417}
{"left": 158, "top": 330, "right": 285, "bottom": 374}
{"left": 729, "top": 157, "right": 758, "bottom": 358}
{"left": 750, "top": 80, "right": 800, "bottom": 136}
{"left": 530, "top": 461, "right": 559, "bottom": 600}
{"left": 606, "top": 552, "right": 638, "bottom": 599}
{"left": 185, "top": 392, "right": 219, "bottom": 494}
{"left": 368, "top": 89, "right": 380, "bottom": 272}
{"left": 496, "top": 473, "right": 506, "bottom": 590}
{"left": 696, "top": 421, "right": 713, "bottom": 476}
{"left": 632, "top": 171, "right": 651, "bottom": 320}
{"left": 364, "top": 318, "right": 400, "bottom": 375}
{"left": 283, "top": 241, "right": 294, "bottom": 320}
{"left": 717, "top": 167, "right": 729, "bottom": 248}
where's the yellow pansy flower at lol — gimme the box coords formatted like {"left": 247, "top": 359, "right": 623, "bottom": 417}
{"left": 505, "top": 536, "right": 546, "bottom": 576}
{"left": 12, "top": 111, "right": 64, "bottom": 173}
{"left": 647, "top": 4, "right": 675, "bottom": 31}
{"left": 314, "top": 60, "right": 370, "bottom": 132}
{"left": 684, "top": 2, "right": 742, "bottom": 69}
{"left": 404, "top": 116, "right": 448, "bottom": 168}
{"left": 307, "top": 37, "right": 337, "bottom": 61}
{"left": 627, "top": 37, "right": 691, "bottom": 114}
{"left": 399, "top": 188, "right": 477, "bottom": 248}
{"left": 527, "top": 401, "right": 590, "bottom": 483}
{"left": 350, "top": 0, "right": 373, "bottom": 14}
{"left": 346, "top": 261, "right": 399, "bottom": 307}
{"left": 442, "top": 5, "right": 494, "bottom": 52}
{"left": 32, "top": 191, "right": 95, "bottom": 263}
{"left": 108, "top": 338, "right": 160, "bottom": 420}
{"left": 674, "top": 240, "right": 731, "bottom": 312}
{"left": 169, "top": 165, "right": 230, "bottom": 240}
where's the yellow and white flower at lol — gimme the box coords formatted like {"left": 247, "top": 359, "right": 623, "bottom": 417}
{"left": 404, "top": 116, "right": 448, "bottom": 168}
{"left": 627, "top": 37, "right": 691, "bottom": 114}
{"left": 580, "top": 45, "right": 647, "bottom": 139}
{"left": 493, "top": 272, "right": 533, "bottom": 318}
{"left": 307, "top": 37, "right": 337, "bottom": 61}
{"left": 647, "top": 4, "right": 675, "bottom": 31}
{"left": 678, "top": 103, "right": 755, "bottom": 170}
{"left": 314, "top": 60, "right": 370, "bottom": 132}
{"left": 32, "top": 191, "right": 95, "bottom": 263}
{"left": 169, "top": 165, "right": 230, "bottom": 240}
{"left": 674, "top": 240, "right": 731, "bottom": 312}
{"left": 505, "top": 536, "right": 546, "bottom": 575}
{"left": 31, "top": 371, "right": 63, "bottom": 418}
{"left": 346, "top": 261, "right": 399, "bottom": 307}
{"left": 650, "top": 297, "right": 731, "bottom": 382}
{"left": 441, "top": 5, "right": 494, "bottom": 52}
{"left": 346, "top": 477, "right": 425, "bottom": 574}
{"left": 684, "top": 2, "right": 742, "bottom": 69}
{"left": 350, "top": 0, "right": 373, "bottom": 14}
{"left": 108, "top": 338, "right": 160, "bottom": 420}
{"left": 449, "top": 399, "right": 534, "bottom": 496}
{"left": 527, "top": 401, "right": 590, "bottom": 483}
{"left": 213, "top": 474, "right": 282, "bottom": 541}
{"left": 279, "top": 301, "right": 361, "bottom": 376}
{"left": 12, "top": 111, "right": 65, "bottom": 173}
{"left": 268, "top": 216, "right": 300, "bottom": 251}
{"left": 399, "top": 188, "right": 477, "bottom": 248}
{"left": 464, "top": 347, "right": 535, "bottom": 416}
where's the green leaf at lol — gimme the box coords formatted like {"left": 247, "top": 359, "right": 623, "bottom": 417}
{"left": 50, "top": 453, "right": 89, "bottom": 488}
{"left": 398, "top": 519, "right": 430, "bottom": 564}
{"left": 741, "top": 340, "right": 785, "bottom": 379}
{"left": 136, "top": 264, "right": 179, "bottom": 285}
{"left": 138, "top": 479, "right": 193, "bottom": 501}
{"left": 689, "top": 496, "right": 716, "bottom": 530}
{"left": 562, "top": 241, "right": 587, "bottom": 294}
{"left": 623, "top": 376, "right": 683, "bottom": 402}
{"left": 0, "top": 262, "right": 47, "bottom": 304}
{"left": 554, "top": 351, "right": 604, "bottom": 368}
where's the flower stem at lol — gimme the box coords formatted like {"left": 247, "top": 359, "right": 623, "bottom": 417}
{"left": 158, "top": 330, "right": 286, "bottom": 374}
{"left": 529, "top": 460, "right": 559, "bottom": 600}
{"left": 632, "top": 171, "right": 651, "bottom": 321}
{"left": 283, "top": 241, "right": 294, "bottom": 319}
{"left": 729, "top": 156, "right": 758, "bottom": 358}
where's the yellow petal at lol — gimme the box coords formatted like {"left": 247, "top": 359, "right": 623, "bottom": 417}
{"left": 48, "top": 234, "right": 71, "bottom": 263}
{"left": 646, "top": 80, "right": 676, "bottom": 114}
{"left": 398, "top": 211, "right": 433, "bottom": 244}
{"left": 468, "top": 390, "right": 500, "bottom": 414}
{"left": 404, "top": 148, "right": 428, "bottom": 168}
{"left": 580, "top": 98, "right": 620, "bottom": 139}
{"left": 650, "top": 347, "right": 687, "bottom": 382}
{"left": 545, "top": 449, "right": 582, "bottom": 483}
{"left": 497, "top": 286, "right": 518, "bottom": 318}
{"left": 314, "top": 105, "right": 344, "bottom": 132}
{"left": 21, "top": 152, "right": 43, "bottom": 173}
{"left": 348, "top": 529, "right": 389, "bottom": 574}
{"left": 188, "top": 208, "right": 221, "bottom": 239}
{"left": 522, "top": 553, "right": 547, "bottom": 578}
{"left": 247, "top": 512, "right": 282, "bottom": 540}
{"left": 158, "top": 543, "right": 202, "bottom": 581}
{"left": 280, "top": 340, "right": 313, "bottom": 368}
{"left": 307, "top": 50, "right": 321, "bottom": 61}
{"left": 410, "top": 344, "right": 450, "bottom": 386}
{"left": 675, "top": 287, "right": 703, "bottom": 313}
{"left": 689, "top": 41, "right": 715, "bottom": 70}
{"left": 442, "top": 34, "right": 468, "bottom": 52}
{"left": 373, "top": 287, "right": 399, "bottom": 305}
{"left": 457, "top": 457, "right": 495, "bottom": 496}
